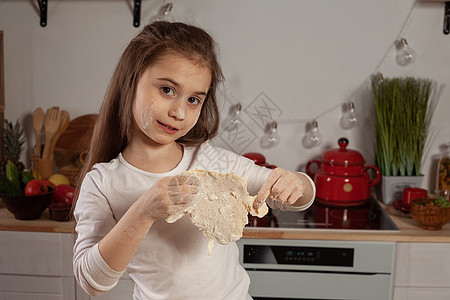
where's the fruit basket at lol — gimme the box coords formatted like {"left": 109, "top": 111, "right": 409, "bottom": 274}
{"left": 1, "top": 192, "right": 53, "bottom": 220}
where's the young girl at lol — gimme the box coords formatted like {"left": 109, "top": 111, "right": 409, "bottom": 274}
{"left": 73, "top": 21, "right": 315, "bottom": 299}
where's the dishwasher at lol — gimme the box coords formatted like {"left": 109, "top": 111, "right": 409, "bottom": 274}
{"left": 237, "top": 197, "right": 398, "bottom": 300}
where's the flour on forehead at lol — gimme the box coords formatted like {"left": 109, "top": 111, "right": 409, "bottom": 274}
{"left": 190, "top": 142, "right": 237, "bottom": 173}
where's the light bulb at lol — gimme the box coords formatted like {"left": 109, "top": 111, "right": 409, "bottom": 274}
{"left": 303, "top": 120, "right": 322, "bottom": 148}
{"left": 260, "top": 121, "right": 280, "bottom": 148}
{"left": 341, "top": 102, "right": 360, "bottom": 129}
{"left": 224, "top": 103, "right": 242, "bottom": 131}
{"left": 150, "top": 3, "right": 173, "bottom": 22}
{"left": 372, "top": 72, "right": 384, "bottom": 84}
{"left": 396, "top": 38, "right": 416, "bottom": 66}
{"left": 161, "top": 3, "right": 173, "bottom": 17}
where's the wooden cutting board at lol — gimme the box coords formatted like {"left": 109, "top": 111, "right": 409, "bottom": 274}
{"left": 54, "top": 114, "right": 98, "bottom": 169}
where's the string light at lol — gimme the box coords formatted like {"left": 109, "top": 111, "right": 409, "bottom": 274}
{"left": 302, "top": 120, "right": 322, "bottom": 148}
{"left": 160, "top": 3, "right": 173, "bottom": 18}
{"left": 396, "top": 38, "right": 416, "bottom": 66}
{"left": 149, "top": 2, "right": 173, "bottom": 22}
{"left": 341, "top": 102, "right": 360, "bottom": 129}
{"left": 260, "top": 121, "right": 280, "bottom": 149}
{"left": 223, "top": 103, "right": 242, "bottom": 132}
{"left": 372, "top": 72, "right": 384, "bottom": 84}
{"left": 219, "top": 2, "right": 419, "bottom": 149}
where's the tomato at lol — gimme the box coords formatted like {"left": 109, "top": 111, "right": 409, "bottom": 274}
{"left": 25, "top": 179, "right": 49, "bottom": 196}
{"left": 52, "top": 184, "right": 75, "bottom": 204}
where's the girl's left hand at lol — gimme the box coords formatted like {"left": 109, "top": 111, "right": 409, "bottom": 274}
{"left": 254, "top": 168, "right": 304, "bottom": 209}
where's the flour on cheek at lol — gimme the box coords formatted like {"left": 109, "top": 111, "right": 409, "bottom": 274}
{"left": 140, "top": 101, "right": 156, "bottom": 131}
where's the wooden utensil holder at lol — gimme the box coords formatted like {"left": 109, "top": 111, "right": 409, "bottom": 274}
{"left": 31, "top": 155, "right": 54, "bottom": 179}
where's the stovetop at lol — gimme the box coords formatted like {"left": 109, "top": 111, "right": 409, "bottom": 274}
{"left": 247, "top": 197, "right": 399, "bottom": 231}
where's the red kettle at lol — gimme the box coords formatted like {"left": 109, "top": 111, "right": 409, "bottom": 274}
{"left": 305, "top": 137, "right": 380, "bottom": 206}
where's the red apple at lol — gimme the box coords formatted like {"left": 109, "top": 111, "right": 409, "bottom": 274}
{"left": 52, "top": 184, "right": 75, "bottom": 204}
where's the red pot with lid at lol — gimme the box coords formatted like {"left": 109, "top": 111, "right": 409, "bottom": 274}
{"left": 243, "top": 153, "right": 277, "bottom": 169}
{"left": 305, "top": 137, "right": 381, "bottom": 206}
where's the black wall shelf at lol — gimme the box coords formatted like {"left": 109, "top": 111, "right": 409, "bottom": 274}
{"left": 36, "top": 0, "right": 142, "bottom": 27}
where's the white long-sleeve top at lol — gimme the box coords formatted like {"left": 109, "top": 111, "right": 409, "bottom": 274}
{"left": 73, "top": 142, "right": 315, "bottom": 299}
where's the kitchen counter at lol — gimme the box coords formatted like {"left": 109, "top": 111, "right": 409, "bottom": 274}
{"left": 0, "top": 200, "right": 75, "bottom": 233}
{"left": 243, "top": 207, "right": 450, "bottom": 243}
{"left": 0, "top": 200, "right": 449, "bottom": 242}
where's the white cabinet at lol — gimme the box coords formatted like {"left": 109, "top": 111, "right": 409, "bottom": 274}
{"left": 0, "top": 231, "right": 76, "bottom": 300}
{"left": 2, "top": 231, "right": 450, "bottom": 300}
{"left": 0, "top": 231, "right": 134, "bottom": 300}
{"left": 393, "top": 242, "right": 450, "bottom": 300}
{"left": 0, "top": 275, "right": 75, "bottom": 300}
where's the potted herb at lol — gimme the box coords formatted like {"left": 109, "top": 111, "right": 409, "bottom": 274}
{"left": 371, "top": 76, "right": 440, "bottom": 204}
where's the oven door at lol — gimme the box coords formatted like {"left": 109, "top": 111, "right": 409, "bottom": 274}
{"left": 248, "top": 270, "right": 391, "bottom": 299}
{"left": 237, "top": 239, "right": 396, "bottom": 300}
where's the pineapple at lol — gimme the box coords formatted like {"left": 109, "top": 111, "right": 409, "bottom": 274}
{"left": 0, "top": 119, "right": 26, "bottom": 175}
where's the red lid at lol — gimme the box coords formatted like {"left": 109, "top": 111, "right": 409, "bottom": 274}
{"left": 243, "top": 152, "right": 266, "bottom": 164}
{"left": 321, "top": 138, "right": 365, "bottom": 165}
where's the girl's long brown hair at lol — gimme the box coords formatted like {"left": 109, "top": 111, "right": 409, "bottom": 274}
{"left": 75, "top": 21, "right": 223, "bottom": 200}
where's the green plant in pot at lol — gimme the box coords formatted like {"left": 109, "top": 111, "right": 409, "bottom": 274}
{"left": 371, "top": 75, "right": 440, "bottom": 205}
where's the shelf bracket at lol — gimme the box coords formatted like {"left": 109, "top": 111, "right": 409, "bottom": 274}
{"left": 37, "top": 0, "right": 48, "bottom": 27}
{"left": 133, "top": 0, "right": 141, "bottom": 27}
{"left": 444, "top": 1, "right": 450, "bottom": 35}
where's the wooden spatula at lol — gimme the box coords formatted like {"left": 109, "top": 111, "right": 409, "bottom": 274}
{"left": 32, "top": 107, "right": 44, "bottom": 157}
{"left": 42, "top": 107, "right": 62, "bottom": 160}
{"left": 48, "top": 110, "right": 70, "bottom": 160}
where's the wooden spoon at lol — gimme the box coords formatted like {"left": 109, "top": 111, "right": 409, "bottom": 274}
{"left": 32, "top": 107, "right": 44, "bottom": 157}
{"left": 48, "top": 110, "right": 70, "bottom": 160}
{"left": 42, "top": 107, "right": 62, "bottom": 160}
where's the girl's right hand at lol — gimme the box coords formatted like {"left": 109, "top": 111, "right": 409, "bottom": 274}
{"left": 140, "top": 175, "right": 199, "bottom": 221}
{"left": 94, "top": 174, "right": 199, "bottom": 274}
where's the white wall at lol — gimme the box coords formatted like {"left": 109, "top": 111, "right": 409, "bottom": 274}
{"left": 0, "top": 0, "right": 449, "bottom": 191}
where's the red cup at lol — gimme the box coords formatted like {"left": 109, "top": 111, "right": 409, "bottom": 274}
{"left": 402, "top": 188, "right": 428, "bottom": 208}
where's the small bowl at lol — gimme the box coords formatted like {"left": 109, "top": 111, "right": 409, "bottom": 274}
{"left": 0, "top": 192, "right": 53, "bottom": 220}
{"left": 410, "top": 198, "right": 450, "bottom": 230}
{"left": 49, "top": 202, "right": 72, "bottom": 222}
